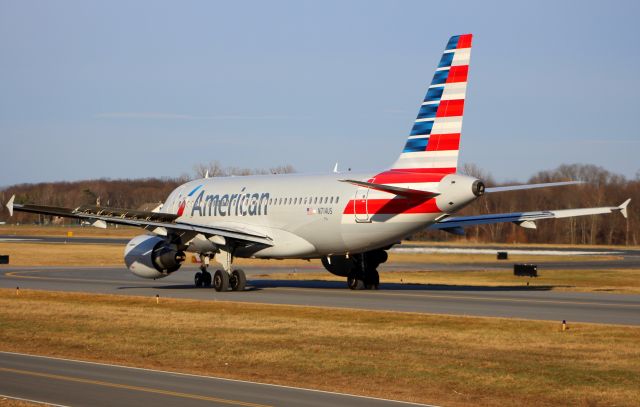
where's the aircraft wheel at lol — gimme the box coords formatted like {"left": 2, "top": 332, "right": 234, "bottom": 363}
{"left": 213, "top": 269, "right": 229, "bottom": 292}
{"left": 370, "top": 270, "right": 380, "bottom": 290}
{"left": 202, "top": 270, "right": 212, "bottom": 287}
{"left": 230, "top": 269, "right": 247, "bottom": 291}
{"left": 194, "top": 272, "right": 204, "bottom": 287}
{"left": 347, "top": 274, "right": 365, "bottom": 290}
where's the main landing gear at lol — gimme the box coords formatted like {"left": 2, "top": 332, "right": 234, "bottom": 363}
{"left": 321, "top": 249, "right": 388, "bottom": 291}
{"left": 347, "top": 250, "right": 386, "bottom": 290}
{"left": 196, "top": 251, "right": 246, "bottom": 292}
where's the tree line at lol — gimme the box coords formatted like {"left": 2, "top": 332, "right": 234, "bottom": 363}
{"left": 414, "top": 163, "right": 637, "bottom": 245}
{"left": 1, "top": 162, "right": 637, "bottom": 245}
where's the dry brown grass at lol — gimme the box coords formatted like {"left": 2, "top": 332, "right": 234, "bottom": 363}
{"left": 0, "top": 398, "right": 41, "bottom": 407}
{"left": 0, "top": 289, "right": 638, "bottom": 406}
{"left": 0, "top": 243, "right": 123, "bottom": 267}
{"left": 0, "top": 399, "right": 41, "bottom": 407}
{"left": 0, "top": 225, "right": 139, "bottom": 238}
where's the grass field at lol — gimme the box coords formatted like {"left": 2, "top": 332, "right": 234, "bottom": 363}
{"left": 0, "top": 398, "right": 38, "bottom": 407}
{"left": 0, "top": 224, "right": 139, "bottom": 238}
{"left": 0, "top": 242, "right": 124, "bottom": 267}
{"left": 0, "top": 289, "right": 638, "bottom": 406}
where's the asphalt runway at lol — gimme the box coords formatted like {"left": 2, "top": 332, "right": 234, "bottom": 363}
{"left": 2, "top": 236, "right": 640, "bottom": 325}
{"left": 0, "top": 352, "right": 428, "bottom": 407}
{"left": 2, "top": 259, "right": 640, "bottom": 325}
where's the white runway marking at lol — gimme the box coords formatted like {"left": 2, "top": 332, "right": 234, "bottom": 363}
{"left": 0, "top": 238, "right": 42, "bottom": 242}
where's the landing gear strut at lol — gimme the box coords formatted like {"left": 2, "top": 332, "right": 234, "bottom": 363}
{"left": 347, "top": 250, "right": 386, "bottom": 290}
{"left": 194, "top": 254, "right": 212, "bottom": 287}
{"left": 211, "top": 249, "right": 246, "bottom": 292}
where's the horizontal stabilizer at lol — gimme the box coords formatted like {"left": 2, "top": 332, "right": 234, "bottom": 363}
{"left": 619, "top": 198, "right": 631, "bottom": 219}
{"left": 5, "top": 195, "right": 14, "bottom": 217}
{"left": 339, "top": 179, "right": 439, "bottom": 199}
{"left": 429, "top": 199, "right": 631, "bottom": 230}
{"left": 485, "top": 181, "right": 583, "bottom": 193}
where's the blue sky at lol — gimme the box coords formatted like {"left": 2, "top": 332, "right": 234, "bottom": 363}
{"left": 1, "top": 0, "right": 639, "bottom": 186}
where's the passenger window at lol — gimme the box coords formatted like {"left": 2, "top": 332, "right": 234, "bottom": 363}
{"left": 278, "top": 198, "right": 282, "bottom": 205}
{"left": 330, "top": 197, "right": 334, "bottom": 204}
{"left": 313, "top": 197, "right": 317, "bottom": 204}
{"left": 336, "top": 196, "right": 340, "bottom": 203}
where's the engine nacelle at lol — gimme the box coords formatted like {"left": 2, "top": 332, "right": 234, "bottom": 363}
{"left": 124, "top": 235, "right": 186, "bottom": 279}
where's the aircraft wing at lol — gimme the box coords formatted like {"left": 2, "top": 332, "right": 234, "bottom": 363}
{"left": 429, "top": 199, "right": 630, "bottom": 235}
{"left": 5, "top": 195, "right": 273, "bottom": 246}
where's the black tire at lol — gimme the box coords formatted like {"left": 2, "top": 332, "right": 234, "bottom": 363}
{"left": 202, "top": 270, "right": 212, "bottom": 287}
{"left": 347, "top": 274, "right": 365, "bottom": 290}
{"left": 194, "top": 272, "right": 203, "bottom": 287}
{"left": 370, "top": 270, "right": 380, "bottom": 289}
{"left": 230, "top": 269, "right": 247, "bottom": 291}
{"left": 213, "top": 269, "right": 229, "bottom": 292}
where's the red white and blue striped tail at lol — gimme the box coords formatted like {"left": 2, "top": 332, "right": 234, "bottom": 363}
{"left": 391, "top": 34, "right": 472, "bottom": 174}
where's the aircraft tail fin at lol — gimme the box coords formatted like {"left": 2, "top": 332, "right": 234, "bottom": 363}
{"left": 391, "top": 34, "right": 472, "bottom": 173}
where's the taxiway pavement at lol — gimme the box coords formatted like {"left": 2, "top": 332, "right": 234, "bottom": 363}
{"left": 1, "top": 262, "right": 639, "bottom": 325}
{"left": 0, "top": 352, "right": 428, "bottom": 407}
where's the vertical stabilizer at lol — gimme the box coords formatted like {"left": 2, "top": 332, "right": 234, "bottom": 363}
{"left": 391, "top": 34, "right": 472, "bottom": 173}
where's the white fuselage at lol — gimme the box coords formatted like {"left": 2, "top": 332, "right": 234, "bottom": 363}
{"left": 160, "top": 171, "right": 480, "bottom": 259}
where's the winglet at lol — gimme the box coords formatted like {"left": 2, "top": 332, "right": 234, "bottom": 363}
{"left": 619, "top": 198, "right": 631, "bottom": 219}
{"left": 6, "top": 195, "right": 15, "bottom": 217}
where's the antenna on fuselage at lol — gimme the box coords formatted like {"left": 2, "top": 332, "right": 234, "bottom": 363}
{"left": 333, "top": 162, "right": 339, "bottom": 173}
{"left": 204, "top": 170, "right": 210, "bottom": 179}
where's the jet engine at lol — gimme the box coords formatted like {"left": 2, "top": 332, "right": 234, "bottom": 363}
{"left": 124, "top": 235, "right": 186, "bottom": 279}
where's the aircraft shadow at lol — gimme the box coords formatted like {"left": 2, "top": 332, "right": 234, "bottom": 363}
{"left": 117, "top": 280, "right": 559, "bottom": 292}
{"left": 249, "top": 279, "right": 557, "bottom": 292}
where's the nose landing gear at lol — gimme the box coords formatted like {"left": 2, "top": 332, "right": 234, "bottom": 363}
{"left": 195, "top": 254, "right": 212, "bottom": 287}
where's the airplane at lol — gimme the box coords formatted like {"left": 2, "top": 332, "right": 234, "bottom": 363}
{"left": 5, "top": 34, "right": 630, "bottom": 292}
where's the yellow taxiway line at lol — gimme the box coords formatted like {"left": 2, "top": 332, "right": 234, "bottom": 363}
{"left": 0, "top": 366, "right": 271, "bottom": 407}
